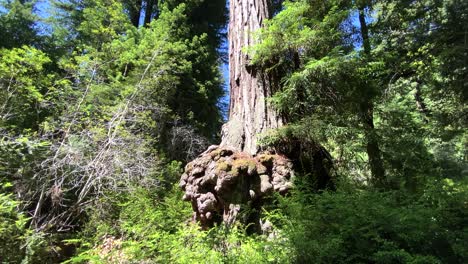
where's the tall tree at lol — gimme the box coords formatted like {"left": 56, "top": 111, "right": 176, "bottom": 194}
{"left": 180, "top": 0, "right": 334, "bottom": 230}
{"left": 357, "top": 2, "right": 387, "bottom": 187}
{"left": 0, "top": 0, "right": 40, "bottom": 48}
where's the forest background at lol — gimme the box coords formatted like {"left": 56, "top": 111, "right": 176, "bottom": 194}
{"left": 0, "top": 0, "right": 466, "bottom": 263}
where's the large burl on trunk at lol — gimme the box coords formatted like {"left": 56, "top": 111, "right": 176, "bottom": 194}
{"left": 180, "top": 146, "right": 293, "bottom": 228}
{"left": 180, "top": 0, "right": 332, "bottom": 229}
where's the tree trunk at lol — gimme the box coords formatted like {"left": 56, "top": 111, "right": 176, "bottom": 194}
{"left": 358, "top": 7, "right": 387, "bottom": 187}
{"left": 221, "top": 0, "right": 284, "bottom": 155}
{"left": 129, "top": 0, "right": 143, "bottom": 27}
{"left": 143, "top": 0, "right": 157, "bottom": 26}
{"left": 180, "top": 0, "right": 334, "bottom": 230}
{"left": 180, "top": 0, "right": 298, "bottom": 230}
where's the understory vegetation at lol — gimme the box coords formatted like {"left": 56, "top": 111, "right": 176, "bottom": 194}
{"left": 0, "top": 0, "right": 467, "bottom": 263}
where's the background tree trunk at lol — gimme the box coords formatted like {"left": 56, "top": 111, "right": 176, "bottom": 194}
{"left": 358, "top": 7, "right": 387, "bottom": 187}
{"left": 129, "top": 0, "right": 143, "bottom": 27}
{"left": 144, "top": 0, "right": 157, "bottom": 26}
{"left": 221, "top": 0, "right": 284, "bottom": 155}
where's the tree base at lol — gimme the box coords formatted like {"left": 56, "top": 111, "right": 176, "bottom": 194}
{"left": 179, "top": 145, "right": 294, "bottom": 229}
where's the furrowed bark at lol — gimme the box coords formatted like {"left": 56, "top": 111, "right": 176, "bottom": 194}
{"left": 221, "top": 0, "right": 284, "bottom": 155}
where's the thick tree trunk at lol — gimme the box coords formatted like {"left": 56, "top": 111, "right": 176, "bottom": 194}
{"left": 179, "top": 0, "right": 336, "bottom": 231}
{"left": 180, "top": 0, "right": 295, "bottom": 230}
{"left": 221, "top": 0, "right": 284, "bottom": 155}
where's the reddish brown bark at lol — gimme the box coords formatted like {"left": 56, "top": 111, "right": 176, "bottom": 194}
{"left": 221, "top": 0, "right": 284, "bottom": 154}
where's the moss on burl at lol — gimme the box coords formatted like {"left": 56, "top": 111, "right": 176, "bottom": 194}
{"left": 210, "top": 148, "right": 223, "bottom": 158}
{"left": 216, "top": 161, "right": 231, "bottom": 173}
{"left": 257, "top": 154, "right": 276, "bottom": 166}
{"left": 231, "top": 158, "right": 257, "bottom": 175}
{"left": 185, "top": 162, "right": 194, "bottom": 173}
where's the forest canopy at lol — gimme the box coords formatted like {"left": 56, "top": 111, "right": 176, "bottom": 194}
{"left": 0, "top": 0, "right": 466, "bottom": 263}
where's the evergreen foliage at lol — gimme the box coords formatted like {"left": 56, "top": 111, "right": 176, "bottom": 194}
{"left": 277, "top": 179, "right": 467, "bottom": 263}
{"left": 251, "top": 0, "right": 467, "bottom": 189}
{"left": 0, "top": 0, "right": 41, "bottom": 49}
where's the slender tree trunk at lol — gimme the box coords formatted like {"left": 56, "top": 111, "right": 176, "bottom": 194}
{"left": 129, "top": 0, "right": 143, "bottom": 27}
{"left": 144, "top": 0, "right": 157, "bottom": 26}
{"left": 361, "top": 101, "right": 386, "bottom": 186}
{"left": 221, "top": 0, "right": 284, "bottom": 155}
{"left": 358, "top": 7, "right": 387, "bottom": 187}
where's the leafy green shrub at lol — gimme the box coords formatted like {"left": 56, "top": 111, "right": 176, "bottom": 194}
{"left": 0, "top": 187, "right": 29, "bottom": 263}
{"left": 65, "top": 172, "right": 466, "bottom": 264}
{"left": 67, "top": 183, "right": 291, "bottom": 263}
{"left": 0, "top": 184, "right": 49, "bottom": 263}
{"left": 276, "top": 178, "right": 467, "bottom": 263}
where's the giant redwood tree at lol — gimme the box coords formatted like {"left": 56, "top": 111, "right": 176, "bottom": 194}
{"left": 180, "top": 0, "right": 331, "bottom": 229}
